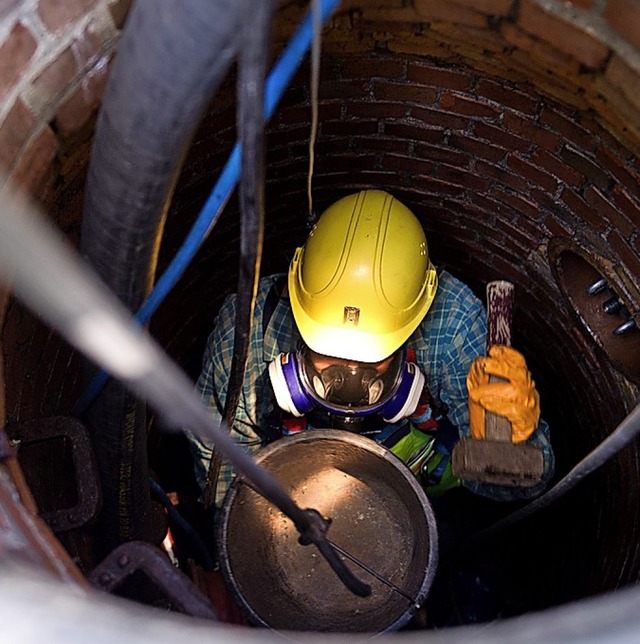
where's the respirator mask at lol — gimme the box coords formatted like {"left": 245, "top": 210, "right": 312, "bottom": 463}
{"left": 268, "top": 346, "right": 425, "bottom": 427}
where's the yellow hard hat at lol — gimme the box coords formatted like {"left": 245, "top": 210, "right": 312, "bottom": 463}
{"left": 288, "top": 190, "right": 438, "bottom": 362}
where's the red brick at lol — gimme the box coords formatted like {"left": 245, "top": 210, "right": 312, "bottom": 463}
{"left": 269, "top": 156, "right": 310, "bottom": 179}
{"left": 38, "top": 0, "right": 97, "bottom": 33}
{"left": 374, "top": 81, "right": 437, "bottom": 105}
{"left": 595, "top": 147, "right": 640, "bottom": 195}
{"left": 32, "top": 31, "right": 103, "bottom": 107}
{"left": 585, "top": 185, "right": 635, "bottom": 238}
{"left": 319, "top": 80, "right": 369, "bottom": 101}
{"left": 414, "top": 0, "right": 487, "bottom": 27}
{"left": 559, "top": 145, "right": 610, "bottom": 190}
{"left": 322, "top": 170, "right": 406, "bottom": 192}
{"left": 499, "top": 217, "right": 538, "bottom": 253}
{"left": 607, "top": 229, "right": 640, "bottom": 279}
{"left": 54, "top": 57, "right": 111, "bottom": 138}
{"left": 356, "top": 14, "right": 425, "bottom": 36}
{"left": 492, "top": 187, "right": 542, "bottom": 220}
{"left": 440, "top": 92, "right": 500, "bottom": 117}
{"left": 444, "top": 196, "right": 489, "bottom": 221}
{"left": 475, "top": 159, "right": 529, "bottom": 192}
{"left": 407, "top": 63, "right": 472, "bottom": 91}
{"left": 508, "top": 153, "right": 558, "bottom": 192}
{"left": 560, "top": 187, "right": 608, "bottom": 232}
{"left": 407, "top": 174, "right": 465, "bottom": 197}
{"left": 532, "top": 149, "right": 584, "bottom": 187}
{"left": 358, "top": 136, "right": 412, "bottom": 155}
{"left": 610, "top": 185, "right": 640, "bottom": 230}
{"left": 348, "top": 101, "right": 406, "bottom": 119}
{"left": 410, "top": 105, "right": 469, "bottom": 130}
{"left": 474, "top": 121, "right": 532, "bottom": 153}
{"left": 321, "top": 120, "right": 378, "bottom": 137}
{"left": 468, "top": 192, "right": 507, "bottom": 221}
{"left": 0, "top": 23, "right": 37, "bottom": 98}
{"left": 529, "top": 187, "right": 562, "bottom": 213}
{"left": 383, "top": 121, "right": 444, "bottom": 144}
{"left": 279, "top": 102, "right": 341, "bottom": 127}
{"left": 0, "top": 99, "right": 35, "bottom": 172}
{"left": 267, "top": 125, "right": 308, "bottom": 147}
{"left": 316, "top": 153, "right": 377, "bottom": 173}
{"left": 603, "top": 0, "right": 640, "bottom": 50}
{"left": 518, "top": 0, "right": 610, "bottom": 68}
{"left": 586, "top": 86, "right": 640, "bottom": 154}
{"left": 543, "top": 212, "right": 576, "bottom": 237}
{"left": 476, "top": 79, "right": 538, "bottom": 114}
{"left": 539, "top": 106, "right": 597, "bottom": 152}
{"left": 448, "top": 132, "right": 507, "bottom": 163}
{"left": 415, "top": 142, "right": 470, "bottom": 167}
{"left": 429, "top": 22, "right": 507, "bottom": 57}
{"left": 450, "top": 0, "right": 514, "bottom": 15}
{"left": 10, "top": 127, "right": 58, "bottom": 198}
{"left": 503, "top": 111, "right": 562, "bottom": 152}
{"left": 437, "top": 164, "right": 492, "bottom": 191}
{"left": 604, "top": 54, "right": 640, "bottom": 111}
{"left": 381, "top": 153, "right": 436, "bottom": 176}
{"left": 502, "top": 23, "right": 581, "bottom": 78}
{"left": 342, "top": 56, "right": 405, "bottom": 80}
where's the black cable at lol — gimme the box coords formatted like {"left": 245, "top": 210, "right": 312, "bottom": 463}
{"left": 203, "top": 0, "right": 276, "bottom": 510}
{"left": 148, "top": 478, "right": 215, "bottom": 572}
{"left": 222, "top": 0, "right": 275, "bottom": 432}
{"left": 468, "top": 401, "right": 640, "bottom": 546}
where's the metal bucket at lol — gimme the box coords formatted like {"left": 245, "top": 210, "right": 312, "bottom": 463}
{"left": 217, "top": 430, "right": 438, "bottom": 633}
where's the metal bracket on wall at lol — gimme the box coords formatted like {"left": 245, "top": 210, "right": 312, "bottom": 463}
{"left": 6, "top": 416, "right": 102, "bottom": 533}
{"left": 89, "top": 541, "right": 218, "bottom": 620}
{"left": 549, "top": 239, "right": 640, "bottom": 386}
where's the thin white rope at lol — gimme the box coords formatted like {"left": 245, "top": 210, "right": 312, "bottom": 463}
{"left": 307, "top": 0, "right": 322, "bottom": 224}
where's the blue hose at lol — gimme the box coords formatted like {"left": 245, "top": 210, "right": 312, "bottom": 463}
{"left": 74, "top": 0, "right": 342, "bottom": 416}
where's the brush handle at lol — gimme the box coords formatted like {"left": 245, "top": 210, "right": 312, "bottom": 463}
{"left": 486, "top": 280, "right": 514, "bottom": 351}
{"left": 485, "top": 281, "right": 514, "bottom": 442}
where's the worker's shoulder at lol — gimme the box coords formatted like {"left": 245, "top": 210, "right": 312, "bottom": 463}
{"left": 219, "top": 273, "right": 286, "bottom": 310}
{"left": 412, "top": 269, "right": 486, "bottom": 345}
{"left": 432, "top": 269, "right": 484, "bottom": 314}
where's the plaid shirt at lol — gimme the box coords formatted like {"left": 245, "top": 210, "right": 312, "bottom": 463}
{"left": 189, "top": 269, "right": 554, "bottom": 507}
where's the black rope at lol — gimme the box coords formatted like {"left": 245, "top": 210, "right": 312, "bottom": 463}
{"left": 149, "top": 478, "right": 215, "bottom": 572}
{"left": 203, "top": 0, "right": 275, "bottom": 509}
{"left": 467, "top": 401, "right": 640, "bottom": 546}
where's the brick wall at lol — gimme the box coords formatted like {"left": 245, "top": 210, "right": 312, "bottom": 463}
{"left": 0, "top": 0, "right": 638, "bottom": 605}
{"left": 0, "top": 0, "right": 128, "bottom": 202}
{"left": 272, "top": 0, "right": 640, "bottom": 152}
{"left": 0, "top": 0, "right": 129, "bottom": 424}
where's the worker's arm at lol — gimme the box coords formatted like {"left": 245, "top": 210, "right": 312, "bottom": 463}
{"left": 455, "top": 326, "right": 555, "bottom": 500}
{"left": 418, "top": 272, "right": 554, "bottom": 501}
{"left": 187, "top": 289, "right": 268, "bottom": 508}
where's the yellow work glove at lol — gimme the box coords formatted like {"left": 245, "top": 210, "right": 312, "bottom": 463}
{"left": 467, "top": 345, "right": 540, "bottom": 443}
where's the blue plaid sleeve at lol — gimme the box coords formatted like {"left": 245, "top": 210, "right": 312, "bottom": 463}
{"left": 187, "top": 281, "right": 274, "bottom": 507}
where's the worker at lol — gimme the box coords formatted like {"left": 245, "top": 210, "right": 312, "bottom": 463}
{"left": 188, "top": 189, "right": 554, "bottom": 509}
